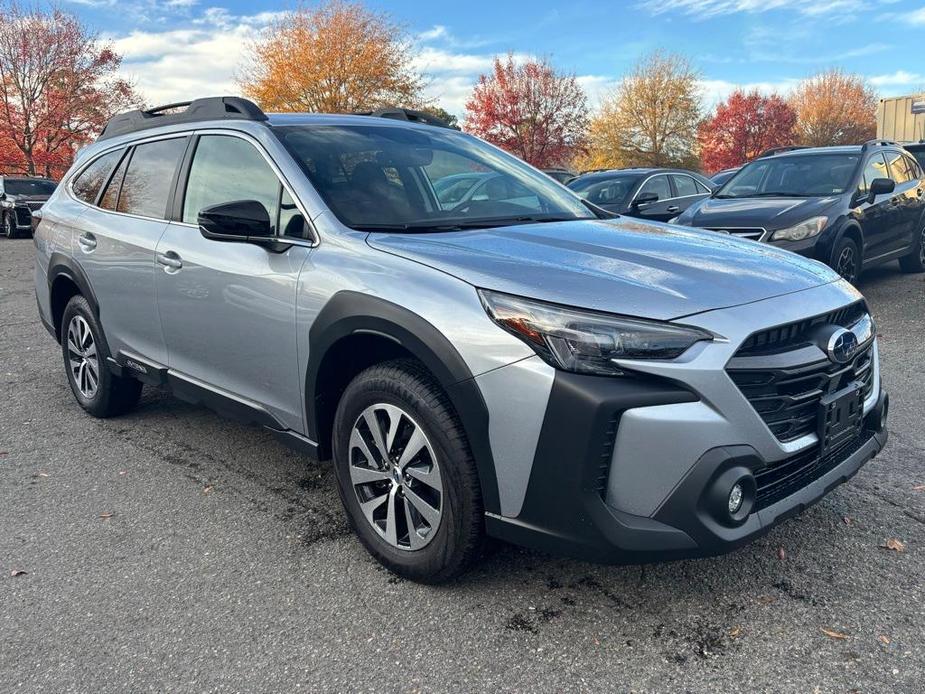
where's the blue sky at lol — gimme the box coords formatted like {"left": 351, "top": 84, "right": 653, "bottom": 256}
{"left": 67, "top": 0, "right": 925, "bottom": 117}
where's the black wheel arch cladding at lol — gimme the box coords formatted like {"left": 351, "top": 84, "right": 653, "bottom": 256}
{"left": 47, "top": 253, "right": 101, "bottom": 340}
{"left": 305, "top": 290, "right": 501, "bottom": 514}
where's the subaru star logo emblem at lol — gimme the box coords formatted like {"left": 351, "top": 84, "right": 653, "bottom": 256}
{"left": 827, "top": 328, "right": 859, "bottom": 364}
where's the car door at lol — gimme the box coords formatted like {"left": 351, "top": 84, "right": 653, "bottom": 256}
{"left": 629, "top": 174, "right": 676, "bottom": 221}
{"left": 69, "top": 137, "right": 187, "bottom": 365}
{"left": 669, "top": 173, "right": 711, "bottom": 216}
{"left": 884, "top": 151, "right": 924, "bottom": 253}
{"left": 154, "top": 132, "right": 313, "bottom": 432}
{"left": 856, "top": 152, "right": 903, "bottom": 261}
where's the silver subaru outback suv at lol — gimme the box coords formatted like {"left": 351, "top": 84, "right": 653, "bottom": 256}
{"left": 34, "top": 97, "right": 888, "bottom": 582}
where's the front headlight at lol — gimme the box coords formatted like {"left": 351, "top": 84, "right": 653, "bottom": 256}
{"left": 478, "top": 289, "right": 713, "bottom": 376}
{"left": 771, "top": 216, "right": 828, "bottom": 242}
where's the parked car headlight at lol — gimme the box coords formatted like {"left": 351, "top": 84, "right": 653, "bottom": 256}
{"left": 771, "top": 216, "right": 828, "bottom": 242}
{"left": 667, "top": 216, "right": 680, "bottom": 224}
{"left": 478, "top": 289, "right": 713, "bottom": 376}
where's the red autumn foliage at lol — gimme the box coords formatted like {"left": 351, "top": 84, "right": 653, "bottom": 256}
{"left": 698, "top": 89, "right": 797, "bottom": 174}
{"left": 464, "top": 54, "right": 588, "bottom": 169}
{"left": 0, "top": 3, "right": 141, "bottom": 179}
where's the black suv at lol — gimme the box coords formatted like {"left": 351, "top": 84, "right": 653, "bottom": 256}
{"left": 674, "top": 141, "right": 925, "bottom": 283}
{"left": 567, "top": 168, "right": 714, "bottom": 222}
{"left": 1, "top": 176, "right": 57, "bottom": 238}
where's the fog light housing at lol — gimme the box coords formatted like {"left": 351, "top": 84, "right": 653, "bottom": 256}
{"left": 728, "top": 483, "right": 744, "bottom": 515}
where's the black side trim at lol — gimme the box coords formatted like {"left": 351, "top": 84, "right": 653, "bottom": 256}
{"left": 112, "top": 351, "right": 169, "bottom": 386}
{"left": 502, "top": 371, "right": 699, "bottom": 559}
{"left": 167, "top": 373, "right": 282, "bottom": 429}
{"left": 306, "top": 291, "right": 501, "bottom": 514}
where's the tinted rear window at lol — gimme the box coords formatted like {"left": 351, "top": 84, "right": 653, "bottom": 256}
{"left": 4, "top": 179, "right": 56, "bottom": 196}
{"left": 117, "top": 138, "right": 187, "bottom": 219}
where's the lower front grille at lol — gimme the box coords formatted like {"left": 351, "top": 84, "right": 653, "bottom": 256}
{"left": 755, "top": 429, "right": 875, "bottom": 509}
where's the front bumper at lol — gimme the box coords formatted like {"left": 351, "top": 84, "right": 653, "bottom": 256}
{"left": 486, "top": 376, "right": 887, "bottom": 563}
{"left": 483, "top": 281, "right": 887, "bottom": 563}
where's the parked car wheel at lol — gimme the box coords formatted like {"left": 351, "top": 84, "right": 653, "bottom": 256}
{"left": 832, "top": 236, "right": 861, "bottom": 284}
{"left": 2, "top": 213, "right": 15, "bottom": 239}
{"left": 332, "top": 359, "right": 484, "bottom": 583}
{"left": 61, "top": 295, "right": 142, "bottom": 417}
{"left": 898, "top": 225, "right": 925, "bottom": 274}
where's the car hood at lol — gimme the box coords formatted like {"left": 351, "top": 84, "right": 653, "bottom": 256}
{"left": 366, "top": 217, "right": 839, "bottom": 320}
{"left": 680, "top": 195, "right": 839, "bottom": 230}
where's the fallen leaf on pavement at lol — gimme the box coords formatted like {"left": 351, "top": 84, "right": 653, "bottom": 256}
{"left": 99, "top": 512, "right": 114, "bottom": 519}
{"left": 821, "top": 628, "right": 849, "bottom": 640}
{"left": 119, "top": 470, "right": 127, "bottom": 476}
{"left": 843, "top": 516, "right": 852, "bottom": 526}
{"left": 729, "top": 626, "right": 742, "bottom": 638}
{"left": 10, "top": 569, "right": 27, "bottom": 577}
{"left": 879, "top": 634, "right": 891, "bottom": 645}
{"left": 913, "top": 485, "right": 925, "bottom": 492}
{"left": 756, "top": 595, "right": 776, "bottom": 605}
{"left": 777, "top": 547, "right": 786, "bottom": 561}
{"left": 203, "top": 485, "right": 213, "bottom": 494}
{"left": 880, "top": 538, "right": 905, "bottom": 552}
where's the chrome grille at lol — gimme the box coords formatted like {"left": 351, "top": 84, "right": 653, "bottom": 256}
{"left": 706, "top": 227, "right": 766, "bottom": 240}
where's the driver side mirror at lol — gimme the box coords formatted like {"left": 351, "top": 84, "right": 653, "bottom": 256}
{"left": 633, "top": 191, "right": 659, "bottom": 208}
{"left": 199, "top": 199, "right": 274, "bottom": 244}
{"left": 866, "top": 177, "right": 895, "bottom": 204}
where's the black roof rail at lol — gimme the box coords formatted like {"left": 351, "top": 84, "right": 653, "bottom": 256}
{"left": 98, "top": 96, "right": 268, "bottom": 141}
{"left": 353, "top": 107, "right": 458, "bottom": 130}
{"left": 757, "top": 145, "right": 808, "bottom": 158}
{"left": 861, "top": 139, "right": 899, "bottom": 151}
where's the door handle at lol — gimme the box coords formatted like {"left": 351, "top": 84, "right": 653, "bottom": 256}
{"left": 77, "top": 232, "right": 96, "bottom": 252}
{"left": 156, "top": 250, "right": 183, "bottom": 271}
{"left": 666, "top": 206, "right": 680, "bottom": 213}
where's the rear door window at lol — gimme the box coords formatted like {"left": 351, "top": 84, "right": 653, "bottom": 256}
{"left": 117, "top": 138, "right": 187, "bottom": 218}
{"left": 885, "top": 151, "right": 912, "bottom": 184}
{"left": 71, "top": 150, "right": 123, "bottom": 204}
{"left": 99, "top": 152, "right": 130, "bottom": 211}
{"left": 671, "top": 174, "right": 701, "bottom": 197}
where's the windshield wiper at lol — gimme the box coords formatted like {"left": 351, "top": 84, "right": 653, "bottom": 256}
{"left": 353, "top": 215, "right": 588, "bottom": 233}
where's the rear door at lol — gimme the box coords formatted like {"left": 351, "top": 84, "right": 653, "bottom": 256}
{"left": 884, "top": 150, "right": 924, "bottom": 253}
{"left": 630, "top": 174, "right": 676, "bottom": 221}
{"left": 154, "top": 132, "right": 312, "bottom": 432}
{"left": 856, "top": 152, "right": 903, "bottom": 261}
{"left": 70, "top": 137, "right": 187, "bottom": 365}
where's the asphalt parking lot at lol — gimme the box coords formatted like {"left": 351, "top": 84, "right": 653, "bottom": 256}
{"left": 1, "top": 237, "right": 924, "bottom": 693}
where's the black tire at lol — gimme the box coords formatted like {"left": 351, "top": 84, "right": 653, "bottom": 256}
{"left": 61, "top": 295, "right": 142, "bottom": 418}
{"left": 2, "top": 212, "right": 15, "bottom": 239}
{"left": 898, "top": 224, "right": 925, "bottom": 273}
{"left": 831, "top": 236, "right": 861, "bottom": 284}
{"left": 332, "top": 359, "right": 484, "bottom": 583}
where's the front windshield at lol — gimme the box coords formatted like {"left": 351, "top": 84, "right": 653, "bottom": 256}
{"left": 4, "top": 178, "right": 56, "bottom": 196}
{"left": 275, "top": 124, "right": 594, "bottom": 231}
{"left": 567, "top": 175, "right": 640, "bottom": 207}
{"left": 716, "top": 154, "right": 859, "bottom": 198}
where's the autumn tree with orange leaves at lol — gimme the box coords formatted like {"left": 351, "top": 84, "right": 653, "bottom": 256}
{"left": 464, "top": 55, "right": 588, "bottom": 169}
{"left": 239, "top": 1, "right": 424, "bottom": 113}
{"left": 0, "top": 2, "right": 140, "bottom": 178}
{"left": 789, "top": 69, "right": 878, "bottom": 147}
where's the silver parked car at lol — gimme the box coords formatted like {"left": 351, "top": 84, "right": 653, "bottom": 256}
{"left": 34, "top": 97, "right": 888, "bottom": 582}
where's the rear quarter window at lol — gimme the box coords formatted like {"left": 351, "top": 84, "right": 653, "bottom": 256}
{"left": 71, "top": 150, "right": 122, "bottom": 204}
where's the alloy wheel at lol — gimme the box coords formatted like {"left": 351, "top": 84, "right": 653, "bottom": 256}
{"left": 836, "top": 245, "right": 858, "bottom": 283}
{"left": 348, "top": 403, "right": 443, "bottom": 551}
{"left": 66, "top": 315, "right": 99, "bottom": 399}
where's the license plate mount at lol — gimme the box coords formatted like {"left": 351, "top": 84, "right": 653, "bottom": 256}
{"left": 818, "top": 382, "right": 864, "bottom": 456}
